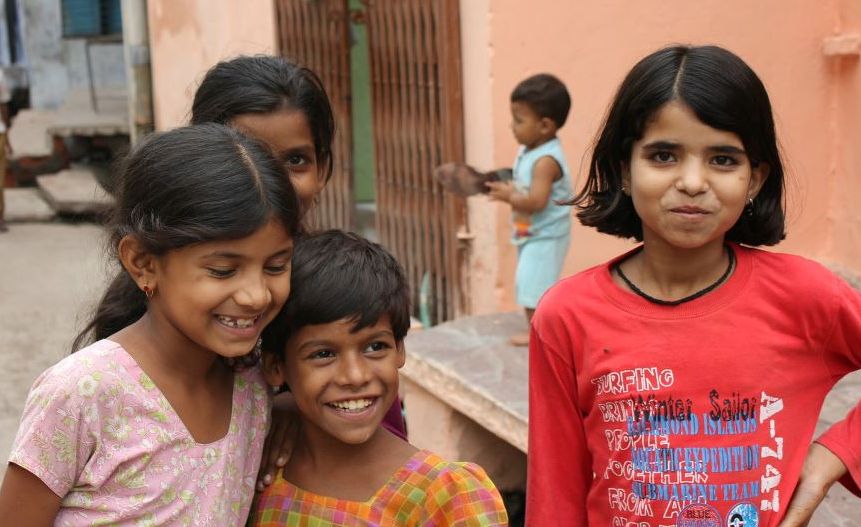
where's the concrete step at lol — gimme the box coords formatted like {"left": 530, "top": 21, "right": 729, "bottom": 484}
{"left": 36, "top": 167, "right": 113, "bottom": 215}
{"left": 9, "top": 109, "right": 55, "bottom": 158}
{"left": 3, "top": 187, "right": 56, "bottom": 222}
{"left": 10, "top": 90, "right": 130, "bottom": 160}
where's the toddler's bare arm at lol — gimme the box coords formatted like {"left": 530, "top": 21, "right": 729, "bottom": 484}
{"left": 486, "top": 155, "right": 560, "bottom": 214}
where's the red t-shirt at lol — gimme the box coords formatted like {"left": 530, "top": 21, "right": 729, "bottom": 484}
{"left": 527, "top": 244, "right": 861, "bottom": 527}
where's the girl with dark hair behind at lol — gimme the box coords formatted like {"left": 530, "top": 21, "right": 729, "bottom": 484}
{"left": 528, "top": 45, "right": 861, "bottom": 527}
{"left": 191, "top": 54, "right": 334, "bottom": 213}
{"left": 0, "top": 124, "right": 302, "bottom": 525}
{"left": 191, "top": 56, "right": 409, "bottom": 487}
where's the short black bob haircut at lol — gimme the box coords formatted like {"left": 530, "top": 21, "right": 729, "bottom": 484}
{"left": 191, "top": 55, "right": 336, "bottom": 183}
{"left": 511, "top": 73, "right": 571, "bottom": 128}
{"left": 262, "top": 230, "right": 411, "bottom": 358}
{"left": 571, "top": 45, "right": 786, "bottom": 246}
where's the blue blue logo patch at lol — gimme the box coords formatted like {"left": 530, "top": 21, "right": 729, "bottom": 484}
{"left": 726, "top": 502, "right": 758, "bottom": 527}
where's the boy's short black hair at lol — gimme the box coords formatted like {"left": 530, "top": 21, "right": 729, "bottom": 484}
{"left": 571, "top": 45, "right": 786, "bottom": 246}
{"left": 510, "top": 73, "right": 571, "bottom": 128}
{"left": 262, "top": 230, "right": 411, "bottom": 357}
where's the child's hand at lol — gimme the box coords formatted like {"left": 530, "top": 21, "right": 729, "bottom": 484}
{"left": 256, "top": 392, "right": 301, "bottom": 491}
{"left": 486, "top": 180, "right": 515, "bottom": 203}
{"left": 778, "top": 443, "right": 847, "bottom": 526}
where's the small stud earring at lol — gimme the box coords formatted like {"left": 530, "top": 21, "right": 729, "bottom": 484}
{"left": 142, "top": 285, "right": 154, "bottom": 299}
{"left": 746, "top": 197, "right": 755, "bottom": 216}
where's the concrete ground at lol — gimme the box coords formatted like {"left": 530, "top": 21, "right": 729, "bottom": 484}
{"left": 0, "top": 222, "right": 109, "bottom": 479}
{"left": 0, "top": 220, "right": 860, "bottom": 525}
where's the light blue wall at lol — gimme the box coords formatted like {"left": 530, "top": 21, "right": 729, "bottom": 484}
{"left": 22, "top": 0, "right": 127, "bottom": 110}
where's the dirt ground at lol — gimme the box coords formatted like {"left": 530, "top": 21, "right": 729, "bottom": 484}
{"left": 0, "top": 222, "right": 108, "bottom": 477}
{"left": 1, "top": 220, "right": 860, "bottom": 525}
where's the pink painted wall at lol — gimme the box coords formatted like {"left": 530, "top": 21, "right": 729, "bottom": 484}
{"left": 828, "top": 1, "right": 861, "bottom": 269}
{"left": 145, "top": 1, "right": 859, "bottom": 314}
{"left": 461, "top": 0, "right": 861, "bottom": 313}
{"left": 147, "top": 0, "right": 277, "bottom": 130}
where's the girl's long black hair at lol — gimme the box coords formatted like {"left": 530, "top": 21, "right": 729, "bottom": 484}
{"left": 191, "top": 55, "right": 335, "bottom": 183}
{"left": 72, "top": 123, "right": 302, "bottom": 351}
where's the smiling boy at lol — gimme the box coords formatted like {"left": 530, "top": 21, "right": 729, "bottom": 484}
{"left": 252, "top": 230, "right": 508, "bottom": 526}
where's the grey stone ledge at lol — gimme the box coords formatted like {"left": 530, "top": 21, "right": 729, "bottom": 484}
{"left": 3, "top": 187, "right": 56, "bottom": 222}
{"left": 402, "top": 312, "right": 528, "bottom": 452}
{"left": 36, "top": 168, "right": 113, "bottom": 215}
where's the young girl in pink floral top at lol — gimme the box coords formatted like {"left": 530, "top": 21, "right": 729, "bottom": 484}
{"left": 0, "top": 124, "right": 302, "bottom": 525}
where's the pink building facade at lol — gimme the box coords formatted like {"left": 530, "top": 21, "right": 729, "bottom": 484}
{"left": 148, "top": 0, "right": 861, "bottom": 314}
{"left": 147, "top": 0, "right": 277, "bottom": 129}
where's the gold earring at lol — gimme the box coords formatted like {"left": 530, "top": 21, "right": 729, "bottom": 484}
{"left": 142, "top": 285, "right": 155, "bottom": 299}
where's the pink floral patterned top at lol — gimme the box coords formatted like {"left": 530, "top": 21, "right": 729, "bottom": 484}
{"left": 9, "top": 339, "right": 270, "bottom": 526}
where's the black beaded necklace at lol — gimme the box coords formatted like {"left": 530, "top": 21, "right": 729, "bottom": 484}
{"left": 614, "top": 246, "right": 736, "bottom": 306}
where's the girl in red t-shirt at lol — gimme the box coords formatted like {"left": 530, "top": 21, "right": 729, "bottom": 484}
{"left": 528, "top": 45, "right": 861, "bottom": 527}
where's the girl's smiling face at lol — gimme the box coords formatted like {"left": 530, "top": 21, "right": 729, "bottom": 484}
{"left": 266, "top": 315, "right": 404, "bottom": 447}
{"left": 625, "top": 101, "right": 769, "bottom": 253}
{"left": 232, "top": 108, "right": 324, "bottom": 212}
{"left": 146, "top": 219, "right": 294, "bottom": 359}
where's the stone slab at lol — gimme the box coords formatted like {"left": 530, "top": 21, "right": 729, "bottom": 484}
{"left": 36, "top": 168, "right": 113, "bottom": 215}
{"left": 47, "top": 88, "right": 129, "bottom": 138}
{"left": 9, "top": 109, "right": 55, "bottom": 158}
{"left": 2, "top": 187, "right": 56, "bottom": 222}
{"left": 8, "top": 90, "right": 130, "bottom": 163}
{"left": 402, "top": 312, "right": 528, "bottom": 452}
{"left": 48, "top": 110, "right": 129, "bottom": 138}
{"left": 60, "top": 87, "right": 128, "bottom": 115}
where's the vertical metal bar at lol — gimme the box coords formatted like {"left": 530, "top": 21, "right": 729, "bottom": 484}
{"left": 421, "top": 0, "right": 446, "bottom": 321}
{"left": 390, "top": 3, "right": 413, "bottom": 306}
{"left": 406, "top": 0, "right": 428, "bottom": 319}
{"left": 367, "top": 2, "right": 389, "bottom": 246}
{"left": 437, "top": 0, "right": 466, "bottom": 319}
{"left": 380, "top": 2, "right": 401, "bottom": 263}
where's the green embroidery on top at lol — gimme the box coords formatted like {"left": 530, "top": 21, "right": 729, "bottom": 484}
{"left": 150, "top": 410, "right": 169, "bottom": 423}
{"left": 139, "top": 373, "right": 156, "bottom": 391}
{"left": 161, "top": 487, "right": 177, "bottom": 504}
{"left": 179, "top": 489, "right": 195, "bottom": 504}
{"left": 115, "top": 460, "right": 147, "bottom": 489}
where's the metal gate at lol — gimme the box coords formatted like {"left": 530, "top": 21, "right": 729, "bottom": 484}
{"left": 276, "top": 0, "right": 354, "bottom": 230}
{"left": 275, "top": 0, "right": 467, "bottom": 324}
